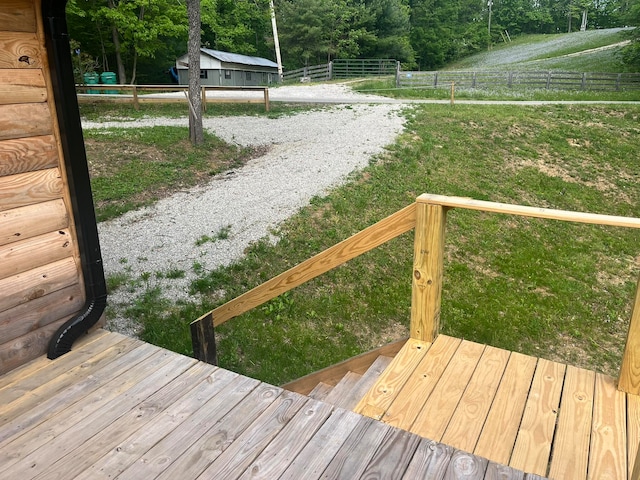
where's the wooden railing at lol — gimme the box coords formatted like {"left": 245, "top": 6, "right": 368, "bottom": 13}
{"left": 190, "top": 194, "right": 640, "bottom": 395}
{"left": 76, "top": 84, "right": 270, "bottom": 111}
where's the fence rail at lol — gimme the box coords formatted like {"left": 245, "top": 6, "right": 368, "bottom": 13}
{"left": 283, "top": 59, "right": 399, "bottom": 83}
{"left": 397, "top": 70, "right": 640, "bottom": 91}
{"left": 76, "top": 84, "right": 270, "bottom": 111}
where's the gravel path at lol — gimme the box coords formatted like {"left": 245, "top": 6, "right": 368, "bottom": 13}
{"left": 84, "top": 85, "right": 406, "bottom": 335}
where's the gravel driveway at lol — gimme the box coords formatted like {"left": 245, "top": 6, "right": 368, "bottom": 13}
{"left": 84, "top": 84, "right": 406, "bottom": 335}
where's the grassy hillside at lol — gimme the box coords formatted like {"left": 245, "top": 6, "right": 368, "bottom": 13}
{"left": 448, "top": 28, "right": 633, "bottom": 72}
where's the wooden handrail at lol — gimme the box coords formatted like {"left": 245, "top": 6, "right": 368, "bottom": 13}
{"left": 417, "top": 194, "right": 640, "bottom": 229}
{"left": 192, "top": 203, "right": 416, "bottom": 328}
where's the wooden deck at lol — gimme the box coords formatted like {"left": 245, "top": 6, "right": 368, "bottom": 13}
{"left": 0, "top": 330, "right": 540, "bottom": 479}
{"left": 354, "top": 335, "right": 639, "bottom": 480}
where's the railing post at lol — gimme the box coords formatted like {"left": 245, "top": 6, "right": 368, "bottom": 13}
{"left": 132, "top": 86, "right": 139, "bottom": 110}
{"left": 618, "top": 274, "right": 640, "bottom": 394}
{"left": 190, "top": 313, "right": 218, "bottom": 365}
{"left": 264, "top": 87, "right": 270, "bottom": 112}
{"left": 201, "top": 86, "right": 207, "bottom": 112}
{"left": 411, "top": 201, "right": 447, "bottom": 342}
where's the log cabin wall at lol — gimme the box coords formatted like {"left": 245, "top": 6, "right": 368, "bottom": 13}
{"left": 0, "top": 0, "right": 85, "bottom": 373}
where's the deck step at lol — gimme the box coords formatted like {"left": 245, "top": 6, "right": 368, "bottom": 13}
{"left": 308, "top": 382, "right": 333, "bottom": 401}
{"left": 324, "top": 371, "right": 363, "bottom": 406}
{"left": 313, "top": 355, "right": 395, "bottom": 411}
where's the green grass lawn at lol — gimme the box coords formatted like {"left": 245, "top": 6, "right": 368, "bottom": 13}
{"left": 129, "top": 103, "right": 640, "bottom": 386}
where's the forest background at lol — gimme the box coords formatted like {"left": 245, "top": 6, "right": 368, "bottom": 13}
{"left": 68, "top": 0, "right": 640, "bottom": 85}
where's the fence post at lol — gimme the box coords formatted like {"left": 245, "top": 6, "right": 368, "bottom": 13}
{"left": 508, "top": 71, "right": 513, "bottom": 88}
{"left": 617, "top": 73, "right": 621, "bottom": 91}
{"left": 191, "top": 313, "right": 218, "bottom": 365}
{"left": 263, "top": 87, "right": 270, "bottom": 112}
{"left": 201, "top": 86, "right": 207, "bottom": 112}
{"left": 132, "top": 86, "right": 139, "bottom": 110}
{"left": 396, "top": 61, "right": 400, "bottom": 88}
{"left": 472, "top": 72, "right": 477, "bottom": 88}
{"left": 618, "top": 274, "right": 640, "bottom": 394}
{"left": 434, "top": 72, "right": 438, "bottom": 88}
{"left": 581, "top": 72, "right": 587, "bottom": 90}
{"left": 328, "top": 61, "right": 333, "bottom": 81}
{"left": 410, "top": 200, "right": 447, "bottom": 342}
{"left": 546, "top": 71, "right": 551, "bottom": 89}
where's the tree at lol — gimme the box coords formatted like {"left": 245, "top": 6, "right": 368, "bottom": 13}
{"left": 187, "top": 0, "right": 204, "bottom": 145}
{"left": 67, "top": 0, "right": 187, "bottom": 84}
{"left": 621, "top": 0, "right": 640, "bottom": 69}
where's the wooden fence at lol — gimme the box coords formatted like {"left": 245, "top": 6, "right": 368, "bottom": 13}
{"left": 283, "top": 59, "right": 399, "bottom": 83}
{"left": 76, "top": 84, "right": 270, "bottom": 111}
{"left": 397, "top": 70, "right": 640, "bottom": 91}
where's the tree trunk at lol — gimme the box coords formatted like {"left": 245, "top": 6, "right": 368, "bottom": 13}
{"left": 187, "top": 0, "right": 203, "bottom": 145}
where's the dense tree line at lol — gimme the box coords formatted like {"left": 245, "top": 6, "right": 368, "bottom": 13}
{"left": 66, "top": 0, "right": 638, "bottom": 84}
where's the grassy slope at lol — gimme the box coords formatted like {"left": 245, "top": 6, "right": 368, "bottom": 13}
{"left": 448, "top": 28, "right": 632, "bottom": 72}
{"left": 136, "top": 104, "right": 640, "bottom": 386}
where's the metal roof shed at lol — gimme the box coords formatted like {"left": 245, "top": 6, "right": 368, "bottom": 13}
{"left": 176, "top": 48, "right": 279, "bottom": 87}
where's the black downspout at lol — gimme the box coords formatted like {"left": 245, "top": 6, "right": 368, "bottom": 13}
{"left": 43, "top": 0, "right": 108, "bottom": 359}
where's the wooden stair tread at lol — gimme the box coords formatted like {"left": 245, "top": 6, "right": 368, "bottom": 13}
{"left": 332, "top": 355, "right": 393, "bottom": 410}
{"left": 323, "top": 371, "right": 362, "bottom": 406}
{"left": 308, "top": 382, "right": 333, "bottom": 402}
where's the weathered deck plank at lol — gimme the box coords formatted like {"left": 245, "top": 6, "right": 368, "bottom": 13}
{"left": 279, "top": 407, "right": 362, "bottom": 480}
{"left": 0, "top": 331, "right": 546, "bottom": 480}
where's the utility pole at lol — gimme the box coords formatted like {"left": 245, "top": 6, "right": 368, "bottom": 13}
{"left": 487, "top": 0, "right": 493, "bottom": 51}
{"left": 269, "top": 0, "right": 283, "bottom": 81}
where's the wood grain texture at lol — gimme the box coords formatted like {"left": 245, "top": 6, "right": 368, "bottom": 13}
{"left": 0, "top": 168, "right": 63, "bottom": 212}
{"left": 444, "top": 450, "right": 488, "bottom": 479}
{"left": 0, "top": 228, "right": 74, "bottom": 280}
{"left": 0, "top": 334, "right": 134, "bottom": 420}
{"left": 0, "top": 1, "right": 36, "bottom": 32}
{"left": 279, "top": 408, "right": 362, "bottom": 480}
{"left": 547, "top": 365, "right": 595, "bottom": 480}
{"left": 441, "top": 345, "right": 510, "bottom": 453}
{"left": 359, "top": 427, "right": 422, "bottom": 479}
{"left": 237, "top": 398, "right": 334, "bottom": 479}
{"left": 195, "top": 391, "right": 308, "bottom": 479}
{"left": 1, "top": 353, "right": 196, "bottom": 478}
{"left": 417, "top": 193, "right": 640, "bottom": 229}
{"left": 318, "top": 416, "right": 392, "bottom": 479}
{"left": 627, "top": 393, "right": 640, "bottom": 480}
{"left": 74, "top": 368, "right": 243, "bottom": 480}
{"left": 475, "top": 352, "right": 538, "bottom": 464}
{"left": 619, "top": 275, "right": 640, "bottom": 395}
{"left": 0, "top": 69, "right": 46, "bottom": 104}
{"left": 0, "top": 103, "right": 52, "bottom": 140}
{"left": 0, "top": 135, "right": 58, "bottom": 177}
{"left": 410, "top": 340, "right": 485, "bottom": 441}
{"left": 118, "top": 376, "right": 266, "bottom": 480}
{"left": 588, "top": 373, "right": 626, "bottom": 480}
{"left": 402, "top": 440, "right": 454, "bottom": 478}
{"left": 32, "top": 363, "right": 219, "bottom": 480}
{"left": 0, "top": 317, "right": 68, "bottom": 376}
{"left": 0, "top": 199, "right": 68, "bottom": 246}
{"left": 510, "top": 359, "right": 566, "bottom": 476}
{"left": 0, "top": 283, "right": 84, "bottom": 347}
{"left": 484, "top": 462, "right": 525, "bottom": 480}
{"left": 354, "top": 338, "right": 431, "bottom": 420}
{"left": 0, "top": 256, "right": 79, "bottom": 313}
{"left": 332, "top": 355, "right": 392, "bottom": 411}
{"left": 383, "top": 334, "right": 461, "bottom": 430}
{"left": 411, "top": 202, "right": 447, "bottom": 341}
{"left": 202, "top": 203, "right": 416, "bottom": 327}
{"left": 0, "top": 32, "right": 41, "bottom": 68}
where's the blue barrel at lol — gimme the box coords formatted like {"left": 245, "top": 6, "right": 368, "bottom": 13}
{"left": 100, "top": 72, "right": 118, "bottom": 94}
{"left": 83, "top": 72, "right": 99, "bottom": 94}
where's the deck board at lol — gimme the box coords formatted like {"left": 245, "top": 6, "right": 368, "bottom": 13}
{"left": 410, "top": 339, "right": 485, "bottom": 440}
{"left": 0, "top": 330, "right": 546, "bottom": 479}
